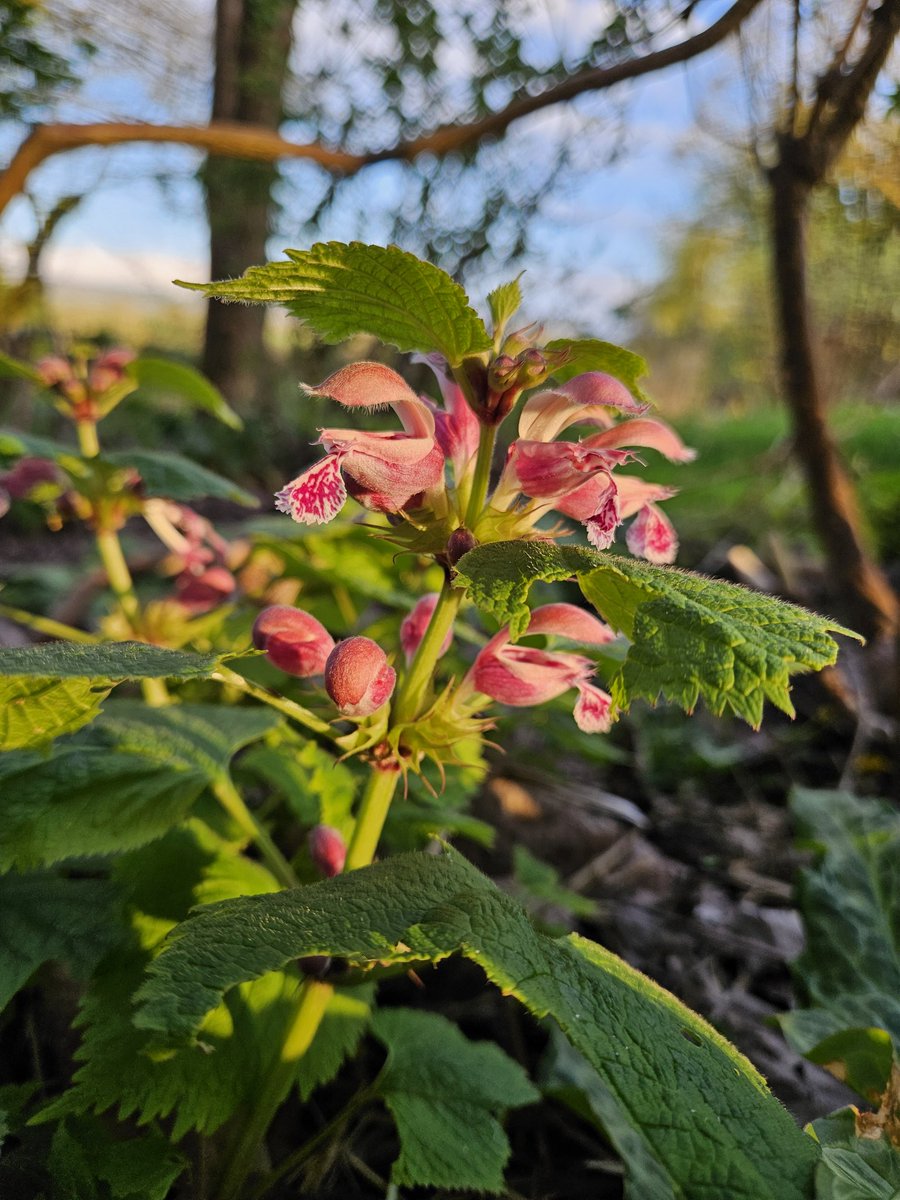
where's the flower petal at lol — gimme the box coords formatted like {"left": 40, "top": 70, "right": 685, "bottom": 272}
{"left": 343, "top": 443, "right": 445, "bottom": 512}
{"left": 584, "top": 417, "right": 696, "bottom": 463}
{"left": 614, "top": 477, "right": 678, "bottom": 519}
{"left": 304, "top": 362, "right": 434, "bottom": 437}
{"left": 527, "top": 603, "right": 615, "bottom": 644}
{"left": 505, "top": 440, "right": 632, "bottom": 500}
{"left": 518, "top": 372, "right": 646, "bottom": 441}
{"left": 573, "top": 683, "right": 613, "bottom": 733}
{"left": 275, "top": 454, "right": 348, "bottom": 524}
{"left": 626, "top": 503, "right": 678, "bottom": 564}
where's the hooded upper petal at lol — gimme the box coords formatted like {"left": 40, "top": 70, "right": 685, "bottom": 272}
{"left": 303, "top": 361, "right": 434, "bottom": 438}
{"left": 583, "top": 417, "right": 695, "bottom": 463}
{"left": 518, "top": 372, "right": 648, "bottom": 442}
{"left": 526, "top": 603, "right": 615, "bottom": 644}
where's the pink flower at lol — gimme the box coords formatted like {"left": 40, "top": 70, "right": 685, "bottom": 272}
{"left": 492, "top": 371, "right": 693, "bottom": 557}
{"left": 308, "top": 824, "right": 347, "bottom": 877}
{"left": 252, "top": 605, "right": 335, "bottom": 677}
{"left": 463, "top": 603, "right": 615, "bottom": 733}
{"left": 413, "top": 353, "right": 481, "bottom": 480}
{"left": 325, "top": 636, "right": 396, "bottom": 717}
{"left": 400, "top": 593, "right": 453, "bottom": 664}
{"left": 275, "top": 362, "right": 444, "bottom": 524}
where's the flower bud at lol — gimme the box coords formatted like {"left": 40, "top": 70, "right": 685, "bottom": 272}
{"left": 446, "top": 526, "right": 478, "bottom": 565}
{"left": 298, "top": 955, "right": 332, "bottom": 979}
{"left": 400, "top": 594, "right": 453, "bottom": 664}
{"left": 324, "top": 636, "right": 396, "bottom": 717}
{"left": 87, "top": 348, "right": 135, "bottom": 395}
{"left": 308, "top": 824, "right": 347, "bottom": 877}
{"left": 176, "top": 566, "right": 236, "bottom": 614}
{"left": 252, "top": 605, "right": 335, "bottom": 677}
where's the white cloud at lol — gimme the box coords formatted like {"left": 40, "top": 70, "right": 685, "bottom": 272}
{"left": 1, "top": 242, "right": 208, "bottom": 301}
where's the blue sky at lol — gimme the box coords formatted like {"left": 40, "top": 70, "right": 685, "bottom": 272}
{"left": 0, "top": 4, "right": 735, "bottom": 328}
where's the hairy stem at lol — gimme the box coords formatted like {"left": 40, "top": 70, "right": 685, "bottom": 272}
{"left": 213, "top": 664, "right": 334, "bottom": 739}
{"left": 464, "top": 423, "right": 497, "bottom": 530}
{"left": 390, "top": 579, "right": 462, "bottom": 726}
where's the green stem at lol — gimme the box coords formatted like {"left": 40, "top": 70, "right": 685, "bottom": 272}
{"left": 211, "top": 774, "right": 299, "bottom": 890}
{"left": 0, "top": 604, "right": 100, "bottom": 644}
{"left": 464, "top": 422, "right": 497, "bottom": 530}
{"left": 75, "top": 419, "right": 100, "bottom": 458}
{"left": 390, "top": 579, "right": 462, "bottom": 727}
{"left": 345, "top": 764, "right": 401, "bottom": 871}
{"left": 213, "top": 664, "right": 334, "bottom": 739}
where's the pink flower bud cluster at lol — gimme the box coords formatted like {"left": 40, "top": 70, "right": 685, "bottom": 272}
{"left": 37, "top": 349, "right": 135, "bottom": 421}
{"left": 253, "top": 605, "right": 397, "bottom": 718}
{"left": 156, "top": 502, "right": 237, "bottom": 615}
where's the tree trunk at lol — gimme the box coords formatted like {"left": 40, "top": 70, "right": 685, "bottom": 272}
{"left": 201, "top": 0, "right": 296, "bottom": 408}
{"left": 768, "top": 144, "right": 899, "bottom": 643}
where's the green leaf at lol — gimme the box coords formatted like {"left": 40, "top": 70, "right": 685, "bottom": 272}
{"left": 103, "top": 449, "right": 257, "bottom": 506}
{"left": 540, "top": 1025, "right": 678, "bottom": 1200}
{"left": 803, "top": 1029, "right": 894, "bottom": 1103}
{"left": 178, "top": 241, "right": 492, "bottom": 366}
{"left": 0, "top": 641, "right": 223, "bottom": 679}
{"left": 0, "top": 702, "right": 281, "bottom": 869}
{"left": 786, "top": 790, "right": 900, "bottom": 1064}
{"left": 127, "top": 356, "right": 242, "bottom": 430}
{"left": 137, "top": 849, "right": 819, "bottom": 1198}
{"left": 0, "top": 427, "right": 82, "bottom": 465}
{"left": 372, "top": 1008, "right": 538, "bottom": 1192}
{"left": 455, "top": 541, "right": 860, "bottom": 726}
{"left": 810, "top": 1108, "right": 900, "bottom": 1200}
{"left": 487, "top": 275, "right": 523, "bottom": 333}
{"left": 544, "top": 337, "right": 650, "bottom": 403}
{"left": 0, "top": 675, "right": 110, "bottom": 750}
{"left": 48, "top": 1116, "right": 186, "bottom": 1200}
{"left": 0, "top": 873, "right": 121, "bottom": 1012}
{"left": 0, "top": 350, "right": 43, "bottom": 383}
{"left": 35, "top": 822, "right": 304, "bottom": 1140}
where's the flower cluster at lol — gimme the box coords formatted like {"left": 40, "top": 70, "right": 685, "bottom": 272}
{"left": 37, "top": 349, "right": 135, "bottom": 422}
{"left": 265, "top": 334, "right": 692, "bottom": 753}
{"left": 274, "top": 357, "right": 690, "bottom": 562}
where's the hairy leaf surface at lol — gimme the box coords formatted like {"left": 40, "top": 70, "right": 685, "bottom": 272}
{"left": 138, "top": 850, "right": 818, "bottom": 1198}
{"left": 178, "top": 242, "right": 492, "bottom": 365}
{"left": 35, "top": 823, "right": 303, "bottom": 1139}
{"left": 455, "top": 541, "right": 858, "bottom": 726}
{"left": 0, "top": 703, "right": 280, "bottom": 869}
{"left": 0, "top": 641, "right": 223, "bottom": 679}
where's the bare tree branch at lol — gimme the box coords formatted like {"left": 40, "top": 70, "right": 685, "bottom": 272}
{"left": 804, "top": 0, "right": 900, "bottom": 179}
{"left": 0, "top": 0, "right": 765, "bottom": 219}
